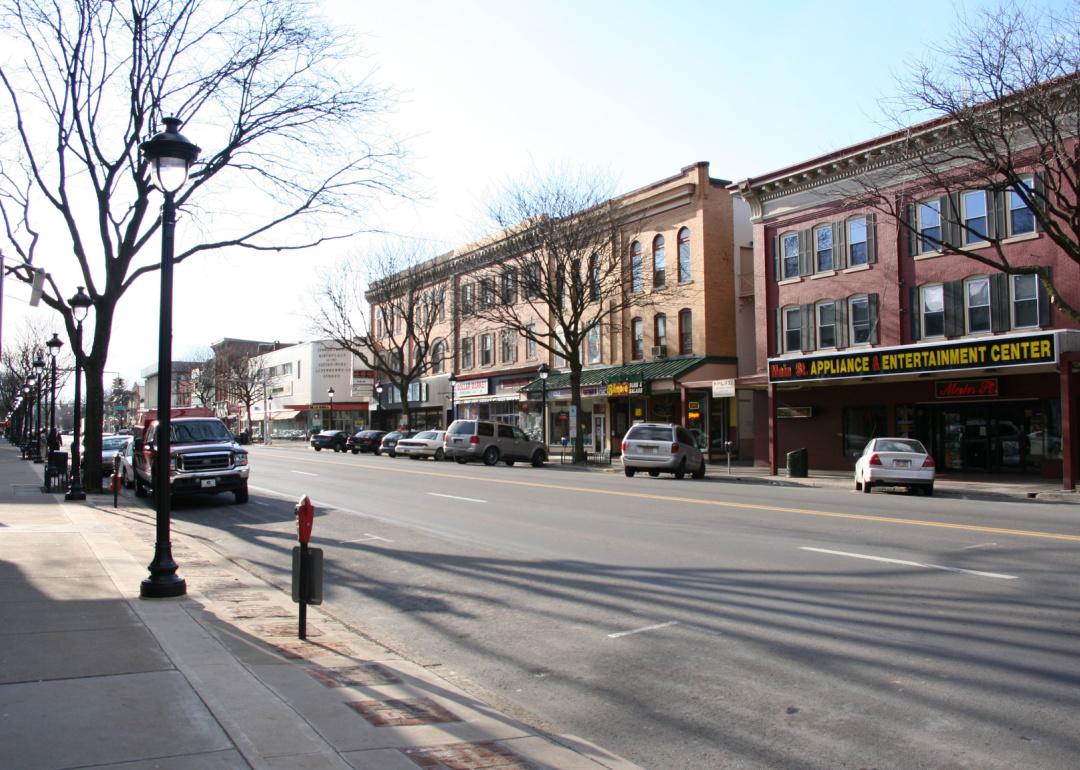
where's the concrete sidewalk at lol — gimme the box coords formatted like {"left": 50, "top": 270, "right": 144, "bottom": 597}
{"left": 0, "top": 444, "right": 639, "bottom": 770}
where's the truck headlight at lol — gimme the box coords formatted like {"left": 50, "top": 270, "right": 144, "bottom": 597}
{"left": 169, "top": 456, "right": 177, "bottom": 471}
{"left": 234, "top": 453, "right": 248, "bottom": 467}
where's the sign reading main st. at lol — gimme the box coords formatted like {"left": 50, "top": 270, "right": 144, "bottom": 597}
{"left": 768, "top": 333, "right": 1055, "bottom": 383}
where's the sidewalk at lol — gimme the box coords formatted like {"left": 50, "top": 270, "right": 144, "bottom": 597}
{"left": 0, "top": 444, "right": 640, "bottom": 770}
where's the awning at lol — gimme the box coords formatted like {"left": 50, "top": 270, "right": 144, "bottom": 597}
{"left": 521, "top": 356, "right": 709, "bottom": 393}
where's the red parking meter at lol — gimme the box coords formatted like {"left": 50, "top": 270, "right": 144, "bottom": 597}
{"left": 296, "top": 495, "right": 314, "bottom": 545}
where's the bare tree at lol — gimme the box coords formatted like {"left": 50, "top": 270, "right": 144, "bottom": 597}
{"left": 470, "top": 168, "right": 661, "bottom": 463}
{"left": 850, "top": 1, "right": 1080, "bottom": 319}
{"left": 220, "top": 351, "right": 265, "bottom": 435}
{"left": 0, "top": 0, "right": 406, "bottom": 486}
{"left": 311, "top": 242, "right": 449, "bottom": 428}
{"left": 186, "top": 348, "right": 217, "bottom": 409}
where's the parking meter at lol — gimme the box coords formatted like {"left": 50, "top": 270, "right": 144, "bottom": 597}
{"left": 295, "top": 495, "right": 314, "bottom": 545}
{"left": 723, "top": 440, "right": 735, "bottom": 475}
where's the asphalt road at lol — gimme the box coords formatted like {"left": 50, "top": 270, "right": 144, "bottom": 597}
{"left": 164, "top": 444, "right": 1080, "bottom": 769}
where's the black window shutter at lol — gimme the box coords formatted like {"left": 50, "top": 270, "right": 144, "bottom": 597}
{"left": 772, "top": 234, "right": 781, "bottom": 282}
{"left": 867, "top": 293, "right": 880, "bottom": 345}
{"left": 947, "top": 193, "right": 961, "bottom": 247}
{"left": 910, "top": 286, "right": 921, "bottom": 341}
{"left": 905, "top": 203, "right": 917, "bottom": 257}
{"left": 1033, "top": 172, "right": 1046, "bottom": 232}
{"left": 991, "top": 188, "right": 1006, "bottom": 240}
{"left": 1038, "top": 267, "right": 1052, "bottom": 327}
{"left": 833, "top": 221, "right": 847, "bottom": 270}
{"left": 799, "top": 230, "right": 812, "bottom": 277}
{"left": 944, "top": 280, "right": 964, "bottom": 336}
{"left": 990, "top": 273, "right": 1009, "bottom": 333}
{"left": 866, "top": 213, "right": 877, "bottom": 264}
{"left": 801, "top": 303, "right": 814, "bottom": 351}
{"left": 774, "top": 307, "right": 782, "bottom": 355}
{"left": 836, "top": 297, "right": 849, "bottom": 349}
{"left": 939, "top": 194, "right": 954, "bottom": 247}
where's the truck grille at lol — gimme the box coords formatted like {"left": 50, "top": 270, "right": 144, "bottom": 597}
{"left": 178, "top": 453, "right": 231, "bottom": 472}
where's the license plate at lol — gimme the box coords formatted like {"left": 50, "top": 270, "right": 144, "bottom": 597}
{"left": 642, "top": 446, "right": 657, "bottom": 455}
{"left": 200, "top": 479, "right": 217, "bottom": 488}
{"left": 893, "top": 459, "right": 911, "bottom": 468}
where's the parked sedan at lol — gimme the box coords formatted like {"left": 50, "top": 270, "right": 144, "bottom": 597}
{"left": 854, "top": 437, "right": 936, "bottom": 495}
{"left": 621, "top": 423, "right": 706, "bottom": 479}
{"left": 310, "top": 429, "right": 348, "bottom": 452}
{"left": 347, "top": 430, "right": 387, "bottom": 454}
{"left": 378, "top": 430, "right": 416, "bottom": 458}
{"left": 395, "top": 430, "right": 448, "bottom": 461}
{"left": 89, "top": 435, "right": 130, "bottom": 478}
{"left": 118, "top": 436, "right": 136, "bottom": 488}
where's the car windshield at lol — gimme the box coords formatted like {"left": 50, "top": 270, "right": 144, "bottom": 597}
{"left": 627, "top": 425, "right": 673, "bottom": 442}
{"left": 318, "top": 430, "right": 338, "bottom": 437}
{"left": 448, "top": 421, "right": 475, "bottom": 436}
{"left": 875, "top": 439, "right": 926, "bottom": 453}
{"left": 385, "top": 432, "right": 403, "bottom": 440}
{"left": 172, "top": 420, "right": 232, "bottom": 443}
{"left": 102, "top": 437, "right": 127, "bottom": 451}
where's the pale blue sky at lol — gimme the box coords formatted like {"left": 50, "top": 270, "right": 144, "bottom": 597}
{"left": 8, "top": 0, "right": 1068, "bottom": 390}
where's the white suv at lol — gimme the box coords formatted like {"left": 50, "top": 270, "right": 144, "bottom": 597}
{"left": 445, "top": 420, "right": 547, "bottom": 467}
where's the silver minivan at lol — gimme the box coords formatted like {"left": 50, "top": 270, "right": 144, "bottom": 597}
{"left": 621, "top": 423, "right": 706, "bottom": 479}
{"left": 445, "top": 419, "right": 547, "bottom": 466}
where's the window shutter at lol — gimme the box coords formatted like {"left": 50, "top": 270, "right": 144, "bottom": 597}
{"left": 867, "top": 293, "right": 879, "bottom": 345}
{"left": 799, "top": 230, "right": 812, "bottom": 277}
{"left": 1038, "top": 267, "right": 1052, "bottom": 327}
{"left": 905, "top": 204, "right": 917, "bottom": 258}
{"left": 800, "top": 303, "right": 814, "bottom": 352}
{"left": 910, "top": 286, "right": 921, "bottom": 341}
{"left": 774, "top": 307, "right": 782, "bottom": 355}
{"left": 1033, "top": 172, "right": 1047, "bottom": 232}
{"left": 836, "top": 298, "right": 849, "bottom": 348}
{"left": 990, "top": 273, "right": 1009, "bottom": 333}
{"left": 990, "top": 188, "right": 1006, "bottom": 240}
{"left": 946, "top": 193, "right": 961, "bottom": 247}
{"left": 943, "top": 280, "right": 964, "bottom": 337}
{"left": 772, "top": 234, "right": 781, "bottom": 282}
{"left": 833, "top": 221, "right": 847, "bottom": 270}
{"left": 865, "top": 213, "right": 877, "bottom": 264}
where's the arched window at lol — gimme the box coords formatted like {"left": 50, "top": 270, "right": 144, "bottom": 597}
{"left": 677, "top": 227, "right": 691, "bottom": 282}
{"left": 630, "top": 241, "right": 643, "bottom": 293}
{"left": 431, "top": 340, "right": 445, "bottom": 373}
{"left": 653, "top": 235, "right": 666, "bottom": 288}
{"left": 654, "top": 313, "right": 667, "bottom": 352}
{"left": 631, "top": 317, "right": 644, "bottom": 360}
{"left": 678, "top": 309, "right": 693, "bottom": 354}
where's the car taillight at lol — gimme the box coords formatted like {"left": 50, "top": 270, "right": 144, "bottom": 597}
{"left": 621, "top": 439, "right": 627, "bottom": 452}
{"left": 469, "top": 435, "right": 480, "bottom": 444}
{"left": 868, "top": 453, "right": 882, "bottom": 466}
{"left": 671, "top": 442, "right": 679, "bottom": 454}
{"left": 922, "top": 456, "right": 936, "bottom": 468}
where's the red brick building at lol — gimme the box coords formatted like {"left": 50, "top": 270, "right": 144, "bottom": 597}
{"left": 732, "top": 116, "right": 1080, "bottom": 487}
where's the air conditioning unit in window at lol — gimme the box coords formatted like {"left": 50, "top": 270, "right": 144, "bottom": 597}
{"left": 650, "top": 345, "right": 667, "bottom": 359}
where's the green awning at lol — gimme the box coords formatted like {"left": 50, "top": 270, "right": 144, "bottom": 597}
{"left": 522, "top": 356, "right": 707, "bottom": 392}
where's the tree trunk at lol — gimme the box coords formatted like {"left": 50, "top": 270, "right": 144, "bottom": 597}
{"left": 569, "top": 361, "right": 586, "bottom": 463}
{"left": 82, "top": 363, "right": 105, "bottom": 491}
{"left": 399, "top": 384, "right": 411, "bottom": 430}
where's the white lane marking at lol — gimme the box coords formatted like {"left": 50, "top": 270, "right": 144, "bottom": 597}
{"left": 800, "top": 547, "right": 1018, "bottom": 580}
{"left": 608, "top": 621, "right": 679, "bottom": 639}
{"left": 960, "top": 542, "right": 998, "bottom": 550}
{"left": 428, "top": 492, "right": 487, "bottom": 503}
{"left": 253, "top": 501, "right": 270, "bottom": 507}
{"left": 338, "top": 534, "right": 394, "bottom": 544}
{"left": 291, "top": 470, "right": 318, "bottom": 477}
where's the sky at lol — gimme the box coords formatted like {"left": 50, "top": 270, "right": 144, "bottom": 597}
{"left": 4, "top": 0, "right": 1069, "bottom": 395}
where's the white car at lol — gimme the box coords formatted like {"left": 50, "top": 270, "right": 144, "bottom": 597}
{"left": 854, "top": 437, "right": 936, "bottom": 496}
{"left": 395, "top": 430, "right": 449, "bottom": 461}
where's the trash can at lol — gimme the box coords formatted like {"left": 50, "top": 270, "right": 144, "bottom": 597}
{"left": 786, "top": 447, "right": 808, "bottom": 478}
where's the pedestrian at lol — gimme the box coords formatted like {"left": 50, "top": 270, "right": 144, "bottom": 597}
{"left": 48, "top": 427, "right": 62, "bottom": 452}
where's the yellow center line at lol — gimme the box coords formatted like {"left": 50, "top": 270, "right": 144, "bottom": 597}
{"left": 273, "top": 450, "right": 1080, "bottom": 544}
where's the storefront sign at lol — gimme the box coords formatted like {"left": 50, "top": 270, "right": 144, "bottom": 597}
{"left": 351, "top": 369, "right": 375, "bottom": 398}
{"left": 712, "top": 378, "right": 736, "bottom": 398}
{"left": 495, "top": 376, "right": 533, "bottom": 394}
{"left": 607, "top": 381, "right": 644, "bottom": 397}
{"left": 935, "top": 378, "right": 999, "bottom": 399}
{"left": 768, "top": 333, "right": 1056, "bottom": 383}
{"left": 777, "top": 406, "right": 813, "bottom": 418}
{"left": 455, "top": 378, "right": 490, "bottom": 397}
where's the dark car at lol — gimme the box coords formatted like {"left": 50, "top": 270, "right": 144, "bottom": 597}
{"left": 378, "top": 430, "right": 416, "bottom": 458}
{"left": 347, "top": 429, "right": 387, "bottom": 455}
{"left": 310, "top": 429, "right": 348, "bottom": 452}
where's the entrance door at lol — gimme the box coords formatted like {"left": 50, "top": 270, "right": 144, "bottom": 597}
{"left": 593, "top": 414, "right": 605, "bottom": 455}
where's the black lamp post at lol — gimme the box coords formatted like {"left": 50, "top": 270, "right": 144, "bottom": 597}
{"left": 447, "top": 373, "right": 457, "bottom": 426}
{"left": 66, "top": 287, "right": 92, "bottom": 499}
{"left": 32, "top": 352, "right": 45, "bottom": 463}
{"left": 20, "top": 384, "right": 32, "bottom": 458}
{"left": 139, "top": 116, "right": 200, "bottom": 600}
{"left": 47, "top": 333, "right": 62, "bottom": 443}
{"left": 327, "top": 386, "right": 335, "bottom": 432}
{"left": 537, "top": 363, "right": 550, "bottom": 446}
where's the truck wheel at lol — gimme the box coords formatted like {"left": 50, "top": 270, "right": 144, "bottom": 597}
{"left": 482, "top": 446, "right": 499, "bottom": 466}
{"left": 314, "top": 446, "right": 321, "bottom": 452}
{"left": 134, "top": 473, "right": 148, "bottom": 498}
{"left": 234, "top": 484, "right": 249, "bottom": 504}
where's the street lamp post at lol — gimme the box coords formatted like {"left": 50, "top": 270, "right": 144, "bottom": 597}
{"left": 20, "top": 384, "right": 32, "bottom": 458}
{"left": 374, "top": 383, "right": 383, "bottom": 429}
{"left": 447, "top": 373, "right": 457, "bottom": 427}
{"left": 66, "top": 287, "right": 92, "bottom": 500}
{"left": 32, "top": 352, "right": 45, "bottom": 463}
{"left": 47, "top": 333, "right": 62, "bottom": 444}
{"left": 139, "top": 116, "right": 200, "bottom": 600}
{"left": 327, "top": 386, "right": 335, "bottom": 432}
{"left": 537, "top": 363, "right": 550, "bottom": 446}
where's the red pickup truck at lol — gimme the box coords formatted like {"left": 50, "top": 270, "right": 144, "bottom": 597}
{"left": 132, "top": 408, "right": 250, "bottom": 503}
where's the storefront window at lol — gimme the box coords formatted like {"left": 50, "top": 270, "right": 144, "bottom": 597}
{"left": 843, "top": 405, "right": 886, "bottom": 457}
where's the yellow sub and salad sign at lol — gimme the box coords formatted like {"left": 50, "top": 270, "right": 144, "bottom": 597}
{"left": 769, "top": 333, "right": 1056, "bottom": 383}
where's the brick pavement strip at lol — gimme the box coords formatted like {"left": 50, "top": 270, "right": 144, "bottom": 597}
{"left": 271, "top": 640, "right": 357, "bottom": 659}
{"left": 347, "top": 697, "right": 461, "bottom": 726}
{"left": 307, "top": 662, "right": 402, "bottom": 687}
{"left": 402, "top": 741, "right": 538, "bottom": 769}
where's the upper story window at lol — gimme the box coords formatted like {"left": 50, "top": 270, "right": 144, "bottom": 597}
{"left": 849, "top": 295, "right": 872, "bottom": 345}
{"left": 589, "top": 255, "right": 601, "bottom": 301}
{"left": 814, "top": 224, "right": 833, "bottom": 273}
{"left": 782, "top": 306, "right": 801, "bottom": 353}
{"left": 654, "top": 313, "right": 667, "bottom": 350}
{"left": 1012, "top": 274, "right": 1040, "bottom": 327}
{"left": 500, "top": 329, "right": 516, "bottom": 363}
{"left": 653, "top": 235, "right": 666, "bottom": 289}
{"left": 630, "top": 241, "right": 643, "bottom": 293}
{"left": 965, "top": 276, "right": 991, "bottom": 333}
{"left": 962, "top": 190, "right": 988, "bottom": 245}
{"left": 1008, "top": 177, "right": 1036, "bottom": 236}
{"left": 480, "top": 333, "right": 493, "bottom": 366}
{"left": 480, "top": 278, "right": 495, "bottom": 308}
{"left": 501, "top": 270, "right": 516, "bottom": 305}
{"left": 631, "top": 317, "right": 644, "bottom": 360}
{"left": 586, "top": 325, "right": 602, "bottom": 364}
{"left": 921, "top": 284, "right": 945, "bottom": 338}
{"left": 677, "top": 228, "right": 692, "bottom": 283}
{"left": 817, "top": 301, "right": 836, "bottom": 349}
{"left": 461, "top": 283, "right": 474, "bottom": 314}
{"left": 430, "top": 340, "right": 445, "bottom": 374}
{"left": 678, "top": 309, "right": 693, "bottom": 354}
{"left": 524, "top": 262, "right": 541, "bottom": 299}
{"left": 847, "top": 217, "right": 868, "bottom": 266}
{"left": 781, "top": 232, "right": 799, "bottom": 279}
{"left": 461, "top": 337, "right": 474, "bottom": 369}
{"left": 917, "top": 199, "right": 942, "bottom": 253}
{"left": 525, "top": 325, "right": 537, "bottom": 359}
